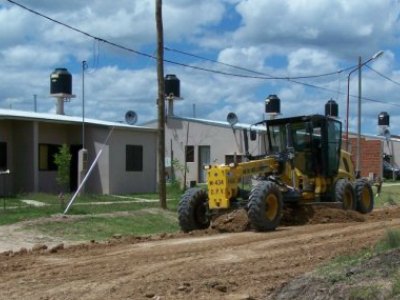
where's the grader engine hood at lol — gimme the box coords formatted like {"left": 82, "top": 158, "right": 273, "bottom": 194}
{"left": 206, "top": 157, "right": 279, "bottom": 209}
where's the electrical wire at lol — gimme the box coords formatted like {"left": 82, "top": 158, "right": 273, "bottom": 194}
{"left": 365, "top": 65, "right": 400, "bottom": 87}
{"left": 165, "top": 46, "right": 358, "bottom": 80}
{"left": 6, "top": 0, "right": 355, "bottom": 81}
{"left": 5, "top": 0, "right": 400, "bottom": 107}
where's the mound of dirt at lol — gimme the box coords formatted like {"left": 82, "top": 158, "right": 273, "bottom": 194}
{"left": 211, "top": 209, "right": 250, "bottom": 232}
{"left": 281, "top": 205, "right": 366, "bottom": 226}
{"left": 210, "top": 206, "right": 366, "bottom": 233}
{"left": 266, "top": 248, "right": 400, "bottom": 300}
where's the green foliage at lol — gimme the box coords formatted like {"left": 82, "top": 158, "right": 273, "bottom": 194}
{"left": 53, "top": 144, "right": 72, "bottom": 191}
{"left": 171, "top": 158, "right": 189, "bottom": 190}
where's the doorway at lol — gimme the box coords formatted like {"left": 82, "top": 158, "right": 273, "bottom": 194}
{"left": 69, "top": 145, "right": 82, "bottom": 192}
{"left": 198, "top": 145, "right": 210, "bottom": 183}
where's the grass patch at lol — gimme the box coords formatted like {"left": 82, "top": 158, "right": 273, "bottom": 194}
{"left": 375, "top": 229, "right": 400, "bottom": 253}
{"left": 317, "top": 248, "right": 374, "bottom": 284}
{"left": 375, "top": 184, "right": 400, "bottom": 208}
{"left": 391, "top": 274, "right": 400, "bottom": 296}
{"left": 349, "top": 285, "right": 381, "bottom": 300}
{"left": 0, "top": 205, "right": 62, "bottom": 226}
{"left": 0, "top": 183, "right": 185, "bottom": 226}
{"left": 318, "top": 229, "right": 400, "bottom": 285}
{"left": 29, "top": 210, "right": 179, "bottom": 241}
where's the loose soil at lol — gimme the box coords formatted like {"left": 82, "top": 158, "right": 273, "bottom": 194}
{"left": 0, "top": 206, "right": 399, "bottom": 299}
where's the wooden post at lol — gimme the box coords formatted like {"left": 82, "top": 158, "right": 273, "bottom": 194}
{"left": 156, "top": 0, "right": 167, "bottom": 209}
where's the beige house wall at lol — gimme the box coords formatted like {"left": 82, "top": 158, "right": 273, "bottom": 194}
{"left": 37, "top": 122, "right": 81, "bottom": 193}
{"left": 108, "top": 129, "right": 158, "bottom": 194}
{"left": 0, "top": 116, "right": 158, "bottom": 195}
{"left": 11, "top": 121, "right": 35, "bottom": 193}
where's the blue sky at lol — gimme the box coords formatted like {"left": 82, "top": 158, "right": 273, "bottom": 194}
{"left": 1, "top": 0, "right": 400, "bottom": 135}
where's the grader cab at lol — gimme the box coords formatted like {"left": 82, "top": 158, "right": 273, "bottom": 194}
{"left": 178, "top": 114, "right": 374, "bottom": 232}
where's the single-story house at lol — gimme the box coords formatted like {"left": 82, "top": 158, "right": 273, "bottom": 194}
{"left": 146, "top": 114, "right": 267, "bottom": 186}
{"left": 0, "top": 108, "right": 157, "bottom": 196}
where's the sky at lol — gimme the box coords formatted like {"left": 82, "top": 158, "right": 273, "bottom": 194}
{"left": 1, "top": 0, "right": 400, "bottom": 135}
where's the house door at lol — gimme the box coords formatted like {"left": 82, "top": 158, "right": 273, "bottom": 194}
{"left": 69, "top": 145, "right": 82, "bottom": 192}
{"left": 198, "top": 146, "right": 210, "bottom": 183}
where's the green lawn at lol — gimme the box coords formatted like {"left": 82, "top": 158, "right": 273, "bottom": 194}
{"left": 32, "top": 211, "right": 180, "bottom": 241}
{"left": 0, "top": 181, "right": 399, "bottom": 242}
{"left": 0, "top": 183, "right": 183, "bottom": 226}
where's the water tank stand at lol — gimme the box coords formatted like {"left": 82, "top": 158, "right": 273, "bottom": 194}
{"left": 50, "top": 93, "right": 76, "bottom": 115}
{"left": 56, "top": 97, "right": 64, "bottom": 115}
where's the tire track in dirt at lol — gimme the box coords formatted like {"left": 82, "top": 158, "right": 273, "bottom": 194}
{"left": 1, "top": 207, "right": 400, "bottom": 300}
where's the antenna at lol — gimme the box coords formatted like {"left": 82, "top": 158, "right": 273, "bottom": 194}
{"left": 125, "top": 110, "right": 138, "bottom": 125}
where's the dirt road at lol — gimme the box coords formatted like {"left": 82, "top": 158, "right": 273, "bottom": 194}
{"left": 0, "top": 207, "right": 400, "bottom": 300}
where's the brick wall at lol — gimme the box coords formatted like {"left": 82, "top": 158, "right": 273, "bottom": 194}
{"left": 348, "top": 137, "right": 382, "bottom": 178}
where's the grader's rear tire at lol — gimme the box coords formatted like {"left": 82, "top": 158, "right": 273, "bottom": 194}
{"left": 334, "top": 179, "right": 356, "bottom": 210}
{"left": 354, "top": 179, "right": 374, "bottom": 214}
{"left": 178, "top": 188, "right": 210, "bottom": 232}
{"left": 248, "top": 181, "right": 283, "bottom": 231}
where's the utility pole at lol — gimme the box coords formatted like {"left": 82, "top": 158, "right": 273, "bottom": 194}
{"left": 156, "top": 0, "right": 167, "bottom": 209}
{"left": 33, "top": 94, "right": 37, "bottom": 112}
{"left": 356, "top": 56, "right": 362, "bottom": 178}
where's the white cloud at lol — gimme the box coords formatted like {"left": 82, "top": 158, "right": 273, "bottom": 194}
{"left": 1, "top": 0, "right": 400, "bottom": 136}
{"left": 287, "top": 48, "right": 338, "bottom": 75}
{"left": 233, "top": 0, "right": 400, "bottom": 57}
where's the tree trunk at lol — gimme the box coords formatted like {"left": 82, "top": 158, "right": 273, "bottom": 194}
{"left": 155, "top": 0, "right": 167, "bottom": 209}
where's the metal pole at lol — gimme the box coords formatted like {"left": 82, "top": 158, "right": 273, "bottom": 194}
{"left": 82, "top": 61, "right": 87, "bottom": 150}
{"left": 346, "top": 75, "right": 351, "bottom": 150}
{"left": 33, "top": 94, "right": 37, "bottom": 112}
{"left": 356, "top": 56, "right": 362, "bottom": 178}
{"left": 64, "top": 127, "right": 114, "bottom": 214}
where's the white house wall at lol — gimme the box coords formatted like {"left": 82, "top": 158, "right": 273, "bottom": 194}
{"left": 165, "top": 118, "right": 264, "bottom": 184}
{"left": 383, "top": 138, "right": 400, "bottom": 166}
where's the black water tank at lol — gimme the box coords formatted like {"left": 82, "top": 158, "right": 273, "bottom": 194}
{"left": 325, "top": 99, "right": 338, "bottom": 117}
{"left": 265, "top": 94, "right": 280, "bottom": 114}
{"left": 378, "top": 112, "right": 390, "bottom": 126}
{"left": 165, "top": 74, "right": 180, "bottom": 98}
{"left": 50, "top": 68, "right": 72, "bottom": 95}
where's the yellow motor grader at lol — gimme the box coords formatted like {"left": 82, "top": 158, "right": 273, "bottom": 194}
{"left": 178, "top": 114, "right": 374, "bottom": 232}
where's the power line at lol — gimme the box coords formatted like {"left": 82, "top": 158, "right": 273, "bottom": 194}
{"left": 5, "top": 0, "right": 400, "bottom": 108}
{"left": 365, "top": 65, "right": 400, "bottom": 87}
{"left": 165, "top": 46, "right": 358, "bottom": 80}
{"left": 7, "top": 0, "right": 354, "bottom": 81}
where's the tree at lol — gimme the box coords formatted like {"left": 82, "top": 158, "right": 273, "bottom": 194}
{"left": 54, "top": 144, "right": 72, "bottom": 192}
{"left": 156, "top": 0, "right": 167, "bottom": 209}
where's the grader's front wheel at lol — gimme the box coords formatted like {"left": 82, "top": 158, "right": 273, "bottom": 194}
{"left": 334, "top": 179, "right": 356, "bottom": 210}
{"left": 354, "top": 179, "right": 374, "bottom": 214}
{"left": 178, "top": 188, "right": 210, "bottom": 232}
{"left": 248, "top": 181, "right": 283, "bottom": 231}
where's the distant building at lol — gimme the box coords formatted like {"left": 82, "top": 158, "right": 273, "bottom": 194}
{"left": 146, "top": 115, "right": 266, "bottom": 186}
{"left": 0, "top": 109, "right": 157, "bottom": 195}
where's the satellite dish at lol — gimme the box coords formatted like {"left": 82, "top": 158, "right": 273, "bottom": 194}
{"left": 125, "top": 110, "right": 138, "bottom": 125}
{"left": 383, "top": 128, "right": 391, "bottom": 140}
{"left": 227, "top": 112, "right": 238, "bottom": 126}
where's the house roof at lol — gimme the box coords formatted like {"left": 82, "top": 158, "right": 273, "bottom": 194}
{"left": 0, "top": 108, "right": 157, "bottom": 132}
{"left": 146, "top": 114, "right": 400, "bottom": 143}
{"left": 145, "top": 115, "right": 267, "bottom": 131}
